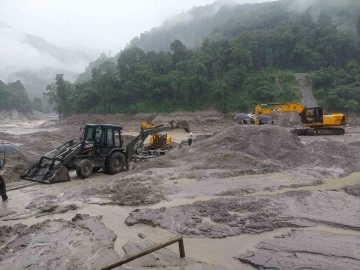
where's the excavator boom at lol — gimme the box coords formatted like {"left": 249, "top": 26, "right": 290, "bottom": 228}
{"left": 254, "top": 102, "right": 305, "bottom": 115}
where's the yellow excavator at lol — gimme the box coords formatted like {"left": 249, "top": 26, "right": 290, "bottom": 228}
{"left": 141, "top": 120, "right": 172, "bottom": 150}
{"left": 253, "top": 102, "right": 348, "bottom": 135}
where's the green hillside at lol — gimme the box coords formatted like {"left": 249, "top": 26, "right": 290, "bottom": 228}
{"left": 0, "top": 80, "right": 33, "bottom": 113}
{"left": 51, "top": 0, "right": 360, "bottom": 116}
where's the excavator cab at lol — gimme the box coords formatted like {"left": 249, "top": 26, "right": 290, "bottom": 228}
{"left": 301, "top": 107, "right": 323, "bottom": 125}
{"left": 150, "top": 132, "right": 170, "bottom": 147}
{"left": 141, "top": 120, "right": 172, "bottom": 150}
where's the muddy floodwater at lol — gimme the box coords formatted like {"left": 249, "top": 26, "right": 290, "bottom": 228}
{"left": 1, "top": 118, "right": 360, "bottom": 269}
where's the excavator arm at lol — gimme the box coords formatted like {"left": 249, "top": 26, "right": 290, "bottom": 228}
{"left": 125, "top": 120, "right": 190, "bottom": 170}
{"left": 254, "top": 103, "right": 305, "bottom": 115}
{"left": 140, "top": 120, "right": 157, "bottom": 130}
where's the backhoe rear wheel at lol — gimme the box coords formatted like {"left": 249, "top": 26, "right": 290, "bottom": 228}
{"left": 105, "top": 152, "right": 125, "bottom": 175}
{"left": 76, "top": 159, "right": 93, "bottom": 179}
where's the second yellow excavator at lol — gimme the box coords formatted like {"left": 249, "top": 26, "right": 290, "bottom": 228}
{"left": 140, "top": 120, "right": 172, "bottom": 149}
{"left": 253, "top": 102, "right": 348, "bottom": 135}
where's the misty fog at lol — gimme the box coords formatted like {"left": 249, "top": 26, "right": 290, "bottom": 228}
{"left": 0, "top": 0, "right": 273, "bottom": 97}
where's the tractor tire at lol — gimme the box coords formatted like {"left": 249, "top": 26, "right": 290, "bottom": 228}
{"left": 105, "top": 152, "right": 125, "bottom": 175}
{"left": 76, "top": 159, "right": 93, "bottom": 179}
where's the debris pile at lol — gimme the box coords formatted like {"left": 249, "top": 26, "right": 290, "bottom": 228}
{"left": 97, "top": 173, "right": 165, "bottom": 206}
{"left": 136, "top": 125, "right": 360, "bottom": 177}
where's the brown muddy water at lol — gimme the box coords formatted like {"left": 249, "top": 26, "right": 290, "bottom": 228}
{"left": 2, "top": 120, "right": 360, "bottom": 269}
{"left": 5, "top": 200, "right": 360, "bottom": 270}
{"left": 2, "top": 168, "right": 360, "bottom": 269}
{"left": 0, "top": 120, "right": 59, "bottom": 135}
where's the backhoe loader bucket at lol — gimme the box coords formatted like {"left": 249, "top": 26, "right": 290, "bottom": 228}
{"left": 21, "top": 157, "right": 71, "bottom": 184}
{"left": 21, "top": 139, "right": 81, "bottom": 184}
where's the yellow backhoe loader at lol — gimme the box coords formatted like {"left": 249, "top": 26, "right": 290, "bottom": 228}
{"left": 253, "top": 102, "right": 348, "bottom": 135}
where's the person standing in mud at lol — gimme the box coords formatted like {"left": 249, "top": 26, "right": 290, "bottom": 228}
{"left": 188, "top": 132, "right": 194, "bottom": 146}
{"left": 179, "top": 131, "right": 194, "bottom": 149}
{"left": 0, "top": 158, "right": 8, "bottom": 201}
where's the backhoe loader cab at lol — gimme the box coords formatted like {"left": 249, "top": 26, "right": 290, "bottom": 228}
{"left": 81, "top": 124, "right": 124, "bottom": 154}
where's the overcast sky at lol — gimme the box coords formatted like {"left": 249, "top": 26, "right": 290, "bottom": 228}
{"left": 0, "top": 0, "right": 217, "bottom": 56}
{"left": 0, "top": 0, "right": 269, "bottom": 57}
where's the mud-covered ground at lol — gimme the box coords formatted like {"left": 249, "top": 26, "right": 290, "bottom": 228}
{"left": 1, "top": 113, "right": 360, "bottom": 270}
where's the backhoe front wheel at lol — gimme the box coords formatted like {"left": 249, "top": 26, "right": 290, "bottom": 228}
{"left": 76, "top": 159, "right": 93, "bottom": 179}
{"left": 105, "top": 152, "right": 125, "bottom": 175}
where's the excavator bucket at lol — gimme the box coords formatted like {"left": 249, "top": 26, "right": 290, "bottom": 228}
{"left": 21, "top": 157, "right": 71, "bottom": 184}
{"left": 175, "top": 120, "right": 191, "bottom": 133}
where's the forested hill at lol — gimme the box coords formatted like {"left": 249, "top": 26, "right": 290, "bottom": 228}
{"left": 128, "top": 1, "right": 273, "bottom": 52}
{"left": 74, "top": 0, "right": 272, "bottom": 84}
{"left": 75, "top": 1, "right": 271, "bottom": 83}
{"left": 52, "top": 0, "right": 360, "bottom": 116}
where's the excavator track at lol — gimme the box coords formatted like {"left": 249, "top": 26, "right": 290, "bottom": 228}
{"left": 313, "top": 127, "right": 345, "bottom": 136}
{"left": 291, "top": 127, "right": 345, "bottom": 136}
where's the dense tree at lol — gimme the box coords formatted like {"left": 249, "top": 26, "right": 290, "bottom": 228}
{"left": 0, "top": 80, "right": 33, "bottom": 113}
{"left": 45, "top": 0, "right": 360, "bottom": 114}
{"left": 32, "top": 97, "right": 42, "bottom": 112}
{"left": 44, "top": 74, "right": 73, "bottom": 117}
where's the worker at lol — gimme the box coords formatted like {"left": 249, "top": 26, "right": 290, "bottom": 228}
{"left": 179, "top": 132, "right": 194, "bottom": 149}
{"left": 0, "top": 158, "right": 8, "bottom": 201}
{"left": 188, "top": 132, "right": 194, "bottom": 146}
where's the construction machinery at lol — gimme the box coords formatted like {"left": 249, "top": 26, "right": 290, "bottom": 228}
{"left": 140, "top": 120, "right": 172, "bottom": 150}
{"left": 253, "top": 102, "right": 348, "bottom": 136}
{"left": 21, "top": 120, "right": 190, "bottom": 184}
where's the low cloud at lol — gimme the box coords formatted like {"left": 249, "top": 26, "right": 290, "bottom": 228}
{"left": 0, "top": 24, "right": 89, "bottom": 96}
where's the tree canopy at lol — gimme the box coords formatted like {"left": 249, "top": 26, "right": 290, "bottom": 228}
{"left": 0, "top": 80, "right": 33, "bottom": 113}
{"left": 46, "top": 0, "right": 360, "bottom": 114}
